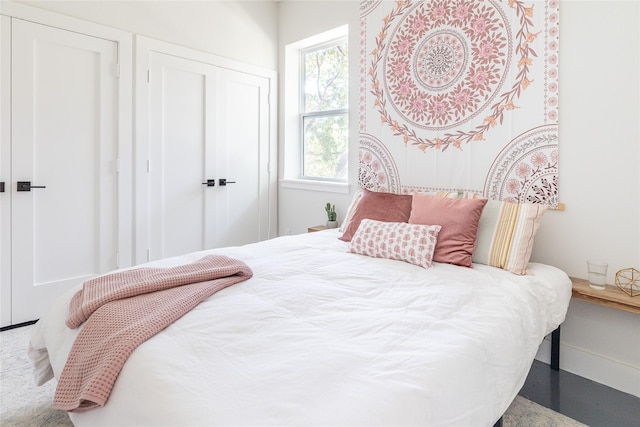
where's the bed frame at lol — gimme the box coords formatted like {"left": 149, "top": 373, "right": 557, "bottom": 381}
{"left": 494, "top": 326, "right": 561, "bottom": 427}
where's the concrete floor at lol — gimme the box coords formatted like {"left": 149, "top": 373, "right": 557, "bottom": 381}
{"left": 519, "top": 360, "right": 640, "bottom": 427}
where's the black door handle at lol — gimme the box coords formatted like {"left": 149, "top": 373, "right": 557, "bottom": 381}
{"left": 17, "top": 181, "right": 46, "bottom": 192}
{"left": 219, "top": 179, "right": 236, "bottom": 186}
{"left": 202, "top": 179, "right": 216, "bottom": 187}
{"left": 0, "top": 182, "right": 4, "bottom": 193}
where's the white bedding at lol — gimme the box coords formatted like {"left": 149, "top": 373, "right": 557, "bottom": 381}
{"left": 29, "top": 229, "right": 571, "bottom": 426}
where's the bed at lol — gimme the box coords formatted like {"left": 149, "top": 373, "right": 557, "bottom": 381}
{"left": 29, "top": 191, "right": 572, "bottom": 426}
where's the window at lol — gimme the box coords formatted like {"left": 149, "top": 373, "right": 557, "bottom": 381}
{"left": 282, "top": 25, "right": 349, "bottom": 191}
{"left": 300, "top": 36, "right": 348, "bottom": 181}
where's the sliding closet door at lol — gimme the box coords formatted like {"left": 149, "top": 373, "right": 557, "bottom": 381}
{"left": 11, "top": 20, "right": 119, "bottom": 323}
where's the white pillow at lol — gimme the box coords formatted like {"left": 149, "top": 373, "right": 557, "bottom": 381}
{"left": 339, "top": 188, "right": 363, "bottom": 233}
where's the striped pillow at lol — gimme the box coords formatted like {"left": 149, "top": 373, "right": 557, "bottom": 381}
{"left": 472, "top": 199, "right": 547, "bottom": 275}
{"left": 429, "top": 190, "right": 483, "bottom": 199}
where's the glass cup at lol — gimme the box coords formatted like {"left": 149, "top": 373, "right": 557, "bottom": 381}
{"left": 587, "top": 260, "right": 608, "bottom": 290}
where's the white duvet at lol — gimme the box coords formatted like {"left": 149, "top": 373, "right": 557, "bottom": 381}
{"left": 29, "top": 229, "right": 571, "bottom": 426}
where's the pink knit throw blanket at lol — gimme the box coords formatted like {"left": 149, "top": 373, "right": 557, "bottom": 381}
{"left": 53, "top": 255, "right": 253, "bottom": 412}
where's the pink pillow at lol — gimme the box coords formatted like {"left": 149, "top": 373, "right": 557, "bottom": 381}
{"left": 338, "top": 189, "right": 413, "bottom": 242}
{"left": 348, "top": 219, "right": 441, "bottom": 269}
{"left": 409, "top": 193, "right": 487, "bottom": 267}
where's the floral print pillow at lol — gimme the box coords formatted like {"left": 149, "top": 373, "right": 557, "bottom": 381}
{"left": 348, "top": 219, "right": 441, "bottom": 269}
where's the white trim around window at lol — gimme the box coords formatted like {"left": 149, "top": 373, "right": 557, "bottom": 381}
{"left": 283, "top": 24, "right": 349, "bottom": 190}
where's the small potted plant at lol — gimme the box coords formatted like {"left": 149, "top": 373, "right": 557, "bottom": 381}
{"left": 325, "top": 202, "right": 338, "bottom": 229}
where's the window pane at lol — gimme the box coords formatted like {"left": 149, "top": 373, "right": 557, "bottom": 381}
{"left": 304, "top": 42, "right": 348, "bottom": 113}
{"left": 303, "top": 114, "right": 348, "bottom": 180}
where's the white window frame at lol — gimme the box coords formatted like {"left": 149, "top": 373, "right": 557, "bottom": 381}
{"left": 282, "top": 25, "right": 349, "bottom": 193}
{"left": 300, "top": 39, "right": 348, "bottom": 182}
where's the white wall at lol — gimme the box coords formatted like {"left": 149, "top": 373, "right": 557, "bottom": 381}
{"left": 530, "top": 0, "right": 640, "bottom": 398}
{"left": 17, "top": 0, "right": 278, "bottom": 71}
{"left": 277, "top": 1, "right": 360, "bottom": 234}
{"left": 278, "top": 0, "right": 640, "bottom": 397}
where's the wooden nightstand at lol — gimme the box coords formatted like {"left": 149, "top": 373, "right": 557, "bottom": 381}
{"left": 570, "top": 276, "right": 640, "bottom": 314}
{"left": 307, "top": 225, "right": 328, "bottom": 233}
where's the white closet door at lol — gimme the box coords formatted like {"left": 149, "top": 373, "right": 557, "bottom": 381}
{"left": 0, "top": 15, "right": 11, "bottom": 326}
{"left": 11, "top": 20, "right": 118, "bottom": 323}
{"left": 215, "top": 68, "right": 271, "bottom": 248}
{"left": 146, "top": 49, "right": 271, "bottom": 261}
{"left": 148, "top": 52, "right": 217, "bottom": 259}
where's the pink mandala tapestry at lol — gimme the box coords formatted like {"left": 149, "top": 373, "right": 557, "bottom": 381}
{"left": 359, "top": 133, "right": 402, "bottom": 193}
{"left": 360, "top": 0, "right": 559, "bottom": 207}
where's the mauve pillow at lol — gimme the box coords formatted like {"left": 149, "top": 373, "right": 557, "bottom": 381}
{"left": 338, "top": 189, "right": 413, "bottom": 242}
{"left": 409, "top": 193, "right": 487, "bottom": 267}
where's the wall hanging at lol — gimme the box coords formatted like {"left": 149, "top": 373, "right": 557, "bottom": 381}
{"left": 359, "top": 0, "right": 560, "bottom": 208}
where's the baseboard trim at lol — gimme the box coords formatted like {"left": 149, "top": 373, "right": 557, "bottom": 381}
{"left": 536, "top": 337, "right": 640, "bottom": 398}
{"left": 0, "top": 319, "right": 37, "bottom": 332}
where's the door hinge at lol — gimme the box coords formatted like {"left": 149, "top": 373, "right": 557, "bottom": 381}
{"left": 116, "top": 158, "right": 121, "bottom": 173}
{"left": 147, "top": 70, "right": 150, "bottom": 83}
{"left": 115, "top": 42, "right": 121, "bottom": 78}
{"left": 147, "top": 160, "right": 150, "bottom": 173}
{"left": 146, "top": 249, "right": 150, "bottom": 262}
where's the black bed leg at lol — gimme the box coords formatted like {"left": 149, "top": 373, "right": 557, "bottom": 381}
{"left": 551, "top": 326, "right": 560, "bottom": 371}
{"left": 493, "top": 416, "right": 503, "bottom": 427}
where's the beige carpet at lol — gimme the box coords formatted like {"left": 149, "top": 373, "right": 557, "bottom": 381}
{"left": 1, "top": 325, "right": 587, "bottom": 426}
